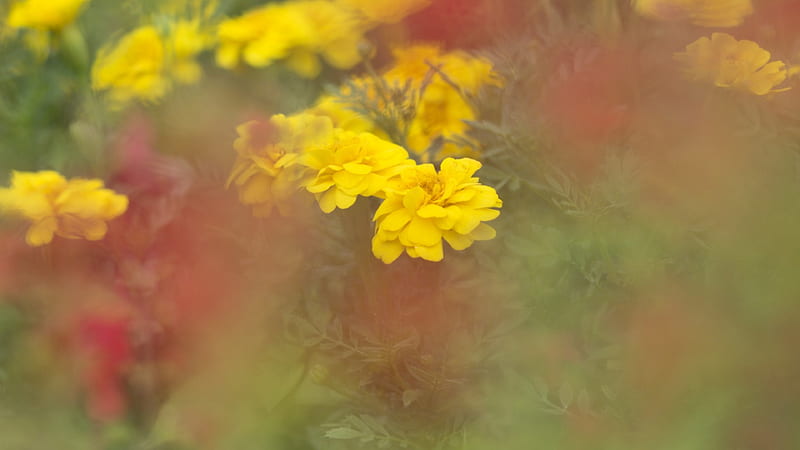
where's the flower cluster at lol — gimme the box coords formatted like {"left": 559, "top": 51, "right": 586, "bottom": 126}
{"left": 91, "top": 18, "right": 213, "bottom": 106}
{"left": 215, "top": 0, "right": 430, "bottom": 77}
{"left": 216, "top": 1, "right": 358, "bottom": 77}
{"left": 0, "top": 171, "right": 128, "bottom": 246}
{"left": 674, "top": 32, "right": 789, "bottom": 95}
{"left": 632, "top": 0, "right": 753, "bottom": 28}
{"left": 227, "top": 111, "right": 501, "bottom": 263}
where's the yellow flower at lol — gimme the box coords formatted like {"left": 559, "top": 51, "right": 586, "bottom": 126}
{"left": 166, "top": 19, "right": 214, "bottom": 84}
{"left": 6, "top": 0, "right": 88, "bottom": 31}
{"left": 385, "top": 45, "right": 502, "bottom": 160}
{"left": 335, "top": 0, "right": 430, "bottom": 24}
{"left": 303, "top": 130, "right": 414, "bottom": 213}
{"left": 674, "top": 33, "right": 789, "bottom": 95}
{"left": 308, "top": 94, "right": 379, "bottom": 135}
{"left": 632, "top": 0, "right": 753, "bottom": 28}
{"left": 227, "top": 114, "right": 334, "bottom": 216}
{"left": 0, "top": 171, "right": 128, "bottom": 247}
{"left": 216, "top": 0, "right": 364, "bottom": 78}
{"left": 91, "top": 26, "right": 169, "bottom": 105}
{"left": 372, "top": 157, "right": 502, "bottom": 264}
{"left": 92, "top": 20, "right": 213, "bottom": 106}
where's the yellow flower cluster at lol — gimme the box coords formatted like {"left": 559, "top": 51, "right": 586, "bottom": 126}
{"left": 228, "top": 112, "right": 502, "bottom": 263}
{"left": 6, "top": 0, "right": 88, "bottom": 31}
{"left": 632, "top": 0, "right": 753, "bottom": 28}
{"left": 91, "top": 19, "right": 213, "bottom": 106}
{"left": 216, "top": 0, "right": 432, "bottom": 78}
{"left": 0, "top": 171, "right": 128, "bottom": 247}
{"left": 216, "top": 0, "right": 364, "bottom": 78}
{"left": 674, "top": 33, "right": 789, "bottom": 95}
{"left": 372, "top": 158, "right": 502, "bottom": 263}
{"left": 310, "top": 44, "right": 503, "bottom": 161}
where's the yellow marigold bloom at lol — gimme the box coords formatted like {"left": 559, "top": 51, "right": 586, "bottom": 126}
{"left": 228, "top": 114, "right": 334, "bottom": 216}
{"left": 6, "top": 0, "right": 88, "bottom": 31}
{"left": 303, "top": 130, "right": 414, "bottom": 213}
{"left": 91, "top": 26, "right": 169, "bottom": 105}
{"left": 335, "top": 0, "right": 430, "bottom": 24}
{"left": 0, "top": 171, "right": 128, "bottom": 247}
{"left": 372, "top": 158, "right": 502, "bottom": 264}
{"left": 632, "top": 0, "right": 753, "bottom": 28}
{"left": 216, "top": 0, "right": 364, "bottom": 78}
{"left": 674, "top": 33, "right": 789, "bottom": 95}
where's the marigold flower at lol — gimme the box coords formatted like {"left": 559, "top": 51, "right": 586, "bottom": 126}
{"left": 228, "top": 114, "right": 334, "bottom": 216}
{"left": 303, "top": 130, "right": 414, "bottom": 213}
{"left": 674, "top": 33, "right": 789, "bottom": 95}
{"left": 216, "top": 0, "right": 364, "bottom": 78}
{"left": 0, "top": 171, "right": 128, "bottom": 247}
{"left": 6, "top": 0, "right": 88, "bottom": 31}
{"left": 372, "top": 157, "right": 502, "bottom": 263}
{"left": 91, "top": 26, "right": 169, "bottom": 105}
{"left": 632, "top": 0, "right": 753, "bottom": 28}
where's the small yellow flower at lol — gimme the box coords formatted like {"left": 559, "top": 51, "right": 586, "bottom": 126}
{"left": 632, "top": 0, "right": 753, "bottom": 28}
{"left": 675, "top": 33, "right": 789, "bottom": 95}
{"left": 303, "top": 130, "right": 414, "bottom": 213}
{"left": 6, "top": 0, "right": 89, "bottom": 31}
{"left": 372, "top": 158, "right": 502, "bottom": 264}
{"left": 0, "top": 171, "right": 128, "bottom": 247}
{"left": 91, "top": 26, "right": 169, "bottom": 105}
{"left": 228, "top": 114, "right": 334, "bottom": 217}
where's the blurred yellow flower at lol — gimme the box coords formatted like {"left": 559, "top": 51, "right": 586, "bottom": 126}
{"left": 166, "top": 19, "right": 214, "bottom": 84}
{"left": 632, "top": 0, "right": 753, "bottom": 28}
{"left": 675, "top": 33, "right": 789, "bottom": 95}
{"left": 308, "top": 94, "right": 379, "bottom": 135}
{"left": 6, "top": 0, "right": 88, "bottom": 30}
{"left": 303, "top": 130, "right": 414, "bottom": 213}
{"left": 335, "top": 0, "right": 430, "bottom": 24}
{"left": 216, "top": 0, "right": 364, "bottom": 78}
{"left": 92, "top": 26, "right": 169, "bottom": 105}
{"left": 372, "top": 157, "right": 502, "bottom": 263}
{"left": 385, "top": 45, "right": 502, "bottom": 161}
{"left": 0, "top": 171, "right": 128, "bottom": 247}
{"left": 92, "top": 20, "right": 214, "bottom": 106}
{"left": 227, "top": 114, "right": 334, "bottom": 216}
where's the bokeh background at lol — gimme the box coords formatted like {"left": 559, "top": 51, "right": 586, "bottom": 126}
{"left": 1, "top": 0, "right": 800, "bottom": 449}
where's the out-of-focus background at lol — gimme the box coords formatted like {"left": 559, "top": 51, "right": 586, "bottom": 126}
{"left": 1, "top": 0, "right": 800, "bottom": 448}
